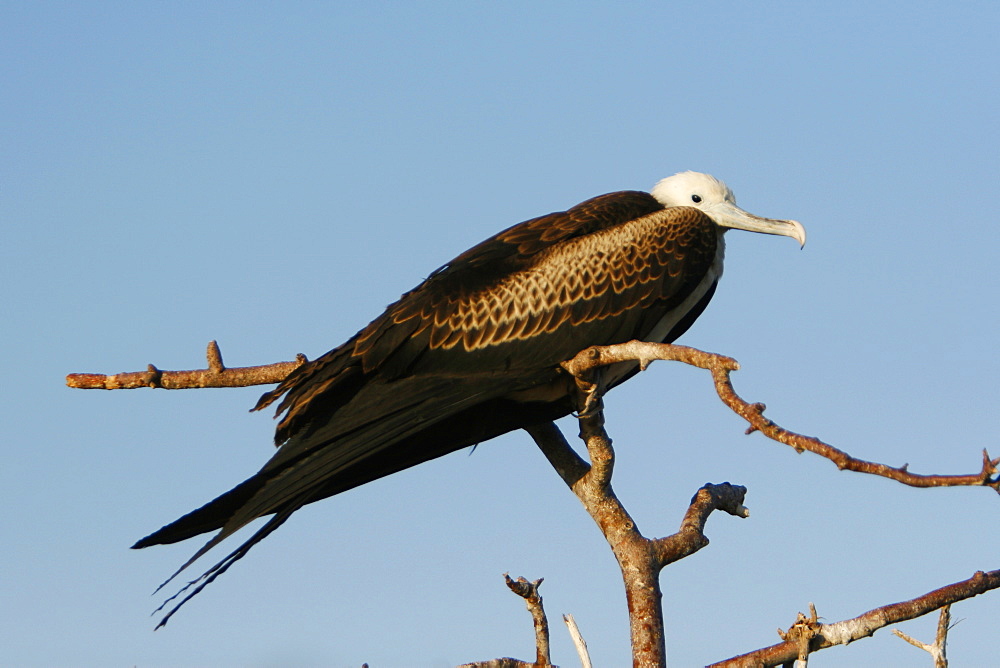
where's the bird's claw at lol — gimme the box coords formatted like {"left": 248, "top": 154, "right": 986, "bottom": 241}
{"left": 573, "top": 370, "right": 606, "bottom": 418}
{"left": 576, "top": 390, "right": 604, "bottom": 418}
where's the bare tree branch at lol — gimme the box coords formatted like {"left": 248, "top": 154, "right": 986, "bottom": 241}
{"left": 562, "top": 614, "right": 592, "bottom": 668}
{"left": 460, "top": 575, "right": 553, "bottom": 668}
{"left": 561, "top": 341, "right": 1000, "bottom": 492}
{"left": 457, "top": 659, "right": 539, "bottom": 668}
{"left": 893, "top": 604, "right": 951, "bottom": 668}
{"left": 709, "top": 570, "right": 1000, "bottom": 668}
{"left": 774, "top": 603, "right": 821, "bottom": 667}
{"left": 62, "top": 338, "right": 1000, "bottom": 494}
{"left": 504, "top": 574, "right": 551, "bottom": 666}
{"left": 65, "top": 340, "right": 306, "bottom": 390}
{"left": 651, "top": 483, "right": 749, "bottom": 567}
{"left": 525, "top": 420, "right": 748, "bottom": 668}
{"left": 68, "top": 339, "right": 998, "bottom": 666}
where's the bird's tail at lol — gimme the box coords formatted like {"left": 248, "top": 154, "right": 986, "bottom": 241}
{"left": 132, "top": 474, "right": 267, "bottom": 548}
{"left": 135, "top": 372, "right": 539, "bottom": 626}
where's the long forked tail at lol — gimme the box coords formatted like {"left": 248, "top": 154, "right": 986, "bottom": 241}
{"left": 151, "top": 490, "right": 312, "bottom": 628}
{"left": 137, "top": 372, "right": 537, "bottom": 626}
{"left": 132, "top": 474, "right": 268, "bottom": 549}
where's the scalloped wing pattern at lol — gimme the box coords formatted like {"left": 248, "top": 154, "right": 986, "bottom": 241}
{"left": 354, "top": 206, "right": 717, "bottom": 370}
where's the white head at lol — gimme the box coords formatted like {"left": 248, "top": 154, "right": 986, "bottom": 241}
{"left": 651, "top": 170, "right": 736, "bottom": 209}
{"left": 651, "top": 171, "right": 805, "bottom": 247}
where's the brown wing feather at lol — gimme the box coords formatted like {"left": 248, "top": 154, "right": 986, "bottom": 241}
{"left": 258, "top": 201, "right": 716, "bottom": 450}
{"left": 253, "top": 203, "right": 720, "bottom": 512}
{"left": 353, "top": 191, "right": 664, "bottom": 364}
{"left": 356, "top": 206, "right": 718, "bottom": 377}
{"left": 253, "top": 189, "right": 665, "bottom": 439}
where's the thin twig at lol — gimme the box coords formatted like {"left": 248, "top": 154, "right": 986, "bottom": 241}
{"left": 775, "top": 603, "right": 820, "bottom": 667}
{"left": 651, "top": 483, "right": 749, "bottom": 567}
{"left": 504, "top": 574, "right": 551, "bottom": 666}
{"left": 66, "top": 341, "right": 305, "bottom": 390}
{"left": 562, "top": 614, "right": 592, "bottom": 668}
{"left": 562, "top": 341, "right": 1000, "bottom": 492}
{"left": 893, "top": 604, "right": 950, "bottom": 667}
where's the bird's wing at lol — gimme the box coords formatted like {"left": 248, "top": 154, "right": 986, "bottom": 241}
{"left": 254, "top": 190, "right": 666, "bottom": 437}
{"left": 350, "top": 202, "right": 719, "bottom": 375}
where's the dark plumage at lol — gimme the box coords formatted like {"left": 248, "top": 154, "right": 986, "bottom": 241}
{"left": 134, "top": 172, "right": 804, "bottom": 624}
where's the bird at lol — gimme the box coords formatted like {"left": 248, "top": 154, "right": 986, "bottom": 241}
{"left": 134, "top": 171, "right": 805, "bottom": 625}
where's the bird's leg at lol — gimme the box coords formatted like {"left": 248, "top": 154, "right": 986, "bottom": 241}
{"left": 574, "top": 367, "right": 606, "bottom": 418}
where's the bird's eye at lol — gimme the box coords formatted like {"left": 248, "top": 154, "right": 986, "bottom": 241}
{"left": 691, "top": 194, "right": 702, "bottom": 203}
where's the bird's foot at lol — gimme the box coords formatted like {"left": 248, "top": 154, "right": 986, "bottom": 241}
{"left": 573, "top": 368, "right": 606, "bottom": 418}
{"left": 576, "top": 391, "right": 604, "bottom": 419}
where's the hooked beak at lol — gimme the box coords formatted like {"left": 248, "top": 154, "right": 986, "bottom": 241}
{"left": 707, "top": 201, "right": 806, "bottom": 248}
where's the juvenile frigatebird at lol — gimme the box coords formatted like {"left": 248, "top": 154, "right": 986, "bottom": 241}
{"left": 135, "top": 171, "right": 805, "bottom": 623}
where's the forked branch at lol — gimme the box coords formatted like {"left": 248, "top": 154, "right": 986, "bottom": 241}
{"left": 504, "top": 575, "right": 551, "bottom": 666}
{"left": 893, "top": 604, "right": 951, "bottom": 668}
{"left": 525, "top": 419, "right": 748, "bottom": 668}
{"left": 652, "top": 483, "right": 749, "bottom": 567}
{"left": 459, "top": 575, "right": 551, "bottom": 668}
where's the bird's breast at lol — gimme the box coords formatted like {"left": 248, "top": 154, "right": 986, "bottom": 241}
{"left": 598, "top": 234, "right": 725, "bottom": 389}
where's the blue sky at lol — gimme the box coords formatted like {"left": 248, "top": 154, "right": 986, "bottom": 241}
{"left": 3, "top": 2, "right": 999, "bottom": 666}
